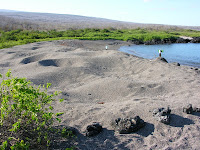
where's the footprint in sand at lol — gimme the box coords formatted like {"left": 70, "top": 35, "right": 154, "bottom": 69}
{"left": 20, "top": 54, "right": 46, "bottom": 64}
{"left": 38, "top": 59, "right": 59, "bottom": 67}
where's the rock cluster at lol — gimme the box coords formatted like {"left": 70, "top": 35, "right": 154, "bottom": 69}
{"left": 176, "top": 38, "right": 190, "bottom": 43}
{"left": 85, "top": 122, "right": 103, "bottom": 137}
{"left": 183, "top": 104, "right": 200, "bottom": 114}
{"left": 183, "top": 104, "right": 193, "bottom": 114}
{"left": 84, "top": 104, "right": 200, "bottom": 137}
{"left": 153, "top": 107, "right": 171, "bottom": 124}
{"left": 111, "top": 116, "right": 145, "bottom": 134}
{"left": 191, "top": 37, "right": 200, "bottom": 43}
{"left": 128, "top": 37, "right": 200, "bottom": 45}
{"left": 193, "top": 107, "right": 200, "bottom": 112}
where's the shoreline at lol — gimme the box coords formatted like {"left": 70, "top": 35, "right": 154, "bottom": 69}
{"left": 119, "top": 42, "right": 200, "bottom": 69}
{"left": 128, "top": 36, "right": 200, "bottom": 45}
{"left": 0, "top": 39, "right": 200, "bottom": 149}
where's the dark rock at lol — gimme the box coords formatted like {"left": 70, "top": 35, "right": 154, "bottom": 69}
{"left": 127, "top": 40, "right": 143, "bottom": 45}
{"left": 172, "top": 62, "right": 180, "bottom": 66}
{"left": 153, "top": 107, "right": 171, "bottom": 116}
{"left": 176, "top": 38, "right": 185, "bottom": 43}
{"left": 183, "top": 104, "right": 200, "bottom": 114}
{"left": 112, "top": 116, "right": 145, "bottom": 134}
{"left": 158, "top": 115, "right": 170, "bottom": 124}
{"left": 127, "top": 37, "right": 200, "bottom": 45}
{"left": 191, "top": 37, "right": 200, "bottom": 43}
{"left": 183, "top": 104, "right": 193, "bottom": 114}
{"left": 153, "top": 107, "right": 171, "bottom": 124}
{"left": 154, "top": 57, "right": 168, "bottom": 63}
{"left": 144, "top": 38, "right": 177, "bottom": 45}
{"left": 85, "top": 122, "right": 102, "bottom": 137}
{"left": 144, "top": 40, "right": 154, "bottom": 45}
{"left": 176, "top": 38, "right": 190, "bottom": 43}
{"left": 144, "top": 39, "right": 162, "bottom": 45}
{"left": 193, "top": 107, "right": 200, "bottom": 112}
{"left": 161, "top": 38, "right": 176, "bottom": 44}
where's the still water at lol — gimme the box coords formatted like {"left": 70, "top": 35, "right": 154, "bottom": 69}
{"left": 119, "top": 43, "right": 200, "bottom": 68}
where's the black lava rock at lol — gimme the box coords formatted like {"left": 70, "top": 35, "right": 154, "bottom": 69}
{"left": 183, "top": 104, "right": 200, "bottom": 114}
{"left": 153, "top": 107, "right": 171, "bottom": 124}
{"left": 191, "top": 37, "right": 200, "bottom": 43}
{"left": 85, "top": 122, "right": 102, "bottom": 137}
{"left": 112, "top": 116, "right": 145, "bottom": 134}
{"left": 183, "top": 104, "right": 193, "bottom": 114}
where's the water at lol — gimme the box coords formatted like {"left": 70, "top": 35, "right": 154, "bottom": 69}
{"left": 119, "top": 43, "right": 200, "bottom": 68}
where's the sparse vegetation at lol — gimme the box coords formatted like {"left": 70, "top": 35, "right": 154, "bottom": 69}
{"left": 1, "top": 11, "right": 200, "bottom": 49}
{"left": 0, "top": 28, "right": 200, "bottom": 49}
{"left": 0, "top": 13, "right": 188, "bottom": 31}
{"left": 0, "top": 70, "right": 74, "bottom": 149}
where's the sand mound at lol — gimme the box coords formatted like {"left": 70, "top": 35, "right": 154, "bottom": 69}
{"left": 0, "top": 40, "right": 200, "bottom": 150}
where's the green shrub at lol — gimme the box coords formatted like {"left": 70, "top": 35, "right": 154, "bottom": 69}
{"left": 1, "top": 28, "right": 200, "bottom": 49}
{"left": 0, "top": 70, "right": 68, "bottom": 149}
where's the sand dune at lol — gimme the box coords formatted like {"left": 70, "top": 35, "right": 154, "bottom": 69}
{"left": 0, "top": 40, "right": 200, "bottom": 150}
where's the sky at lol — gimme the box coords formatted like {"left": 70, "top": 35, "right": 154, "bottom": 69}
{"left": 0, "top": 0, "right": 200, "bottom": 26}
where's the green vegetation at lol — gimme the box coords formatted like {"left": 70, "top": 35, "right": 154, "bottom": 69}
{"left": 0, "top": 70, "right": 74, "bottom": 149}
{"left": 1, "top": 28, "right": 200, "bottom": 49}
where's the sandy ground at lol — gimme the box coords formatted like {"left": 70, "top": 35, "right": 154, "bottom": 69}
{"left": 0, "top": 40, "right": 200, "bottom": 150}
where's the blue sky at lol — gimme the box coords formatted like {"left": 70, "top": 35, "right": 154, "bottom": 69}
{"left": 1, "top": 0, "right": 200, "bottom": 26}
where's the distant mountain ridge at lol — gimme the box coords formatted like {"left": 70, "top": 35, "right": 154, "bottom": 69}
{"left": 0, "top": 9, "right": 200, "bottom": 31}
{"left": 0, "top": 9, "right": 20, "bottom": 12}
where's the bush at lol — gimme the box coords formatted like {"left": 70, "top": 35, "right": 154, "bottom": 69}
{"left": 1, "top": 28, "right": 200, "bottom": 49}
{"left": 0, "top": 70, "right": 68, "bottom": 149}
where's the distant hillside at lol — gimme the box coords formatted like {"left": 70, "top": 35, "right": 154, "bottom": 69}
{"left": 0, "top": 10, "right": 200, "bottom": 31}
{"left": 0, "top": 9, "right": 19, "bottom": 12}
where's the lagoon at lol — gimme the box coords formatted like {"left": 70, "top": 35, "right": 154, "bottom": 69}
{"left": 119, "top": 43, "right": 200, "bottom": 68}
